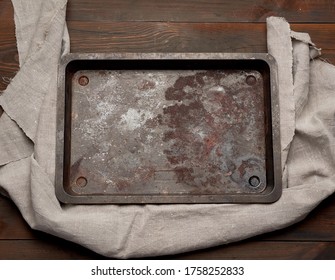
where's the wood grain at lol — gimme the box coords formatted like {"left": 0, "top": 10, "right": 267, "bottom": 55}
{"left": 3, "top": 20, "right": 335, "bottom": 93}
{"left": 0, "top": 239, "right": 104, "bottom": 260}
{"left": 67, "top": 0, "right": 335, "bottom": 23}
{"left": 168, "top": 241, "right": 335, "bottom": 260}
{"left": 67, "top": 22, "right": 335, "bottom": 52}
{"left": 1, "top": 239, "right": 334, "bottom": 259}
{"left": 0, "top": 0, "right": 18, "bottom": 92}
{"left": 67, "top": 22, "right": 335, "bottom": 64}
{"left": 0, "top": 197, "right": 35, "bottom": 240}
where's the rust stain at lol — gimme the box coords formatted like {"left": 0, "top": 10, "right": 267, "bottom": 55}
{"left": 68, "top": 68, "right": 266, "bottom": 197}
{"left": 160, "top": 70, "right": 264, "bottom": 189}
{"left": 78, "top": 75, "right": 89, "bottom": 86}
{"left": 115, "top": 179, "right": 131, "bottom": 191}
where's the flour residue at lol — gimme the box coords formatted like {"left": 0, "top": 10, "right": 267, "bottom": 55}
{"left": 119, "top": 108, "right": 154, "bottom": 131}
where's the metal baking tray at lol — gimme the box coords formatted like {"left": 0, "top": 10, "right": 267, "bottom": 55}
{"left": 56, "top": 53, "right": 281, "bottom": 204}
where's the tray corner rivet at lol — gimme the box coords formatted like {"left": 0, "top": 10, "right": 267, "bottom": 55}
{"left": 249, "top": 175, "right": 260, "bottom": 188}
{"left": 76, "top": 176, "right": 88, "bottom": 188}
{"left": 78, "top": 76, "right": 89, "bottom": 86}
{"left": 246, "top": 75, "right": 256, "bottom": 86}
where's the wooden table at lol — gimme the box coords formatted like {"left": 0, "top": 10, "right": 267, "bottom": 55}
{"left": 1, "top": 0, "right": 335, "bottom": 259}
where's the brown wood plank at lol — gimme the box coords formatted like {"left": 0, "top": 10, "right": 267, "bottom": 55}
{"left": 67, "top": 0, "right": 335, "bottom": 23}
{"left": 67, "top": 22, "right": 335, "bottom": 64}
{"left": 0, "top": 196, "right": 35, "bottom": 240}
{"left": 0, "top": 0, "right": 18, "bottom": 92}
{"left": 66, "top": 22, "right": 267, "bottom": 53}
{"left": 0, "top": 1, "right": 15, "bottom": 51}
{"left": 0, "top": 239, "right": 334, "bottom": 259}
{"left": 0, "top": 238, "right": 104, "bottom": 260}
{"left": 168, "top": 241, "right": 335, "bottom": 260}
{"left": 3, "top": 21, "right": 335, "bottom": 88}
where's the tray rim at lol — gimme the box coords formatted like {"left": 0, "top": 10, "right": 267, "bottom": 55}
{"left": 56, "top": 52, "right": 281, "bottom": 204}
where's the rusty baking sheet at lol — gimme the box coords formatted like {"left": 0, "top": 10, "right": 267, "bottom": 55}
{"left": 56, "top": 53, "right": 281, "bottom": 204}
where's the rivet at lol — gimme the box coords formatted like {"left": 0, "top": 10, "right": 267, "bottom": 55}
{"left": 249, "top": 176, "right": 260, "bottom": 188}
{"left": 78, "top": 76, "right": 89, "bottom": 86}
{"left": 76, "top": 176, "right": 87, "bottom": 187}
{"left": 246, "top": 75, "right": 257, "bottom": 86}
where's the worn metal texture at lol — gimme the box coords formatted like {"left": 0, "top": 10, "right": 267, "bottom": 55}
{"left": 56, "top": 53, "right": 281, "bottom": 204}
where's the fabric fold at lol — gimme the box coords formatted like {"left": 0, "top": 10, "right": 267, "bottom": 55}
{"left": 0, "top": 111, "right": 33, "bottom": 166}
{"left": 266, "top": 17, "right": 295, "bottom": 187}
{"left": 0, "top": 0, "right": 68, "bottom": 142}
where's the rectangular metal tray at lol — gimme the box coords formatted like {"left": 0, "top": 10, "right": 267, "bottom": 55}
{"left": 56, "top": 53, "right": 281, "bottom": 204}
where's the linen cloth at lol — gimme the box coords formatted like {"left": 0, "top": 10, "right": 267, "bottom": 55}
{"left": 1, "top": 0, "right": 335, "bottom": 258}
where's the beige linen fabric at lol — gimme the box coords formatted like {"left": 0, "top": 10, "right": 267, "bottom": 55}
{"left": 0, "top": 0, "right": 335, "bottom": 258}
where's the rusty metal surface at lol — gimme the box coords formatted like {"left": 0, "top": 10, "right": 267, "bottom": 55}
{"left": 56, "top": 53, "right": 281, "bottom": 204}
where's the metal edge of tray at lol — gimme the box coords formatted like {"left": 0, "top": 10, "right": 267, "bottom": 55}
{"left": 55, "top": 53, "right": 281, "bottom": 204}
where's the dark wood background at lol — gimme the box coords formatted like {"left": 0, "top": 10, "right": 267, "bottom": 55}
{"left": 1, "top": 0, "right": 335, "bottom": 259}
